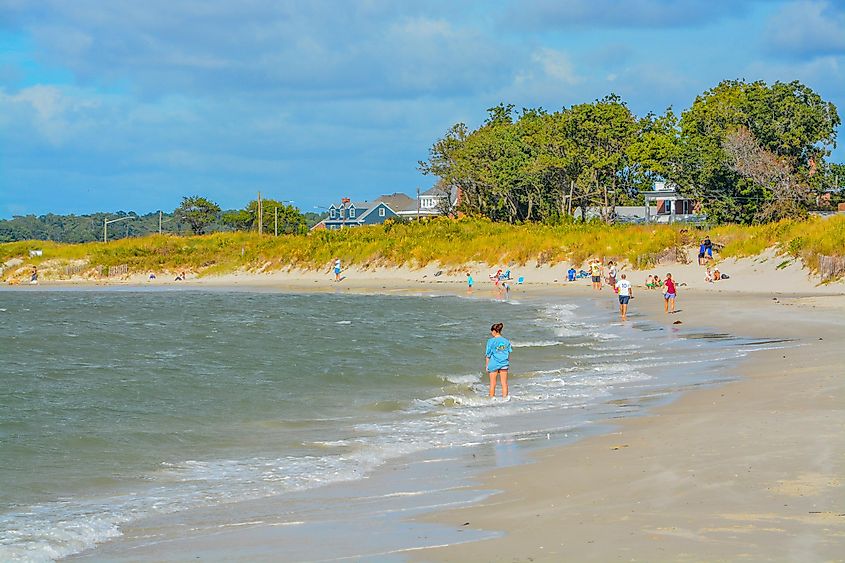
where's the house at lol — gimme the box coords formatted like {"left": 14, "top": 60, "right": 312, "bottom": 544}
{"left": 395, "top": 185, "right": 461, "bottom": 219}
{"left": 641, "top": 181, "right": 704, "bottom": 224}
{"left": 572, "top": 181, "right": 704, "bottom": 224}
{"left": 316, "top": 197, "right": 401, "bottom": 230}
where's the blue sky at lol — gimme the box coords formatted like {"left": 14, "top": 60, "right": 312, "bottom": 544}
{"left": 1, "top": 0, "right": 844, "bottom": 218}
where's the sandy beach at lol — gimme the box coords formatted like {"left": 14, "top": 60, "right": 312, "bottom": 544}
{"left": 9, "top": 254, "right": 845, "bottom": 561}
{"left": 413, "top": 291, "right": 845, "bottom": 561}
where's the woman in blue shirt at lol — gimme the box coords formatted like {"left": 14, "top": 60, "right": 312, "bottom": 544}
{"left": 485, "top": 322, "right": 512, "bottom": 398}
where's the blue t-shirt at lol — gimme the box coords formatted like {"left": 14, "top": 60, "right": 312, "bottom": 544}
{"left": 567, "top": 268, "right": 576, "bottom": 281}
{"left": 485, "top": 336, "right": 512, "bottom": 371}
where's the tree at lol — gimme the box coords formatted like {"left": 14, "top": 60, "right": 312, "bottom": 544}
{"left": 722, "top": 126, "right": 809, "bottom": 222}
{"left": 175, "top": 196, "right": 221, "bottom": 234}
{"left": 677, "top": 79, "right": 840, "bottom": 222}
{"left": 243, "top": 199, "right": 307, "bottom": 235}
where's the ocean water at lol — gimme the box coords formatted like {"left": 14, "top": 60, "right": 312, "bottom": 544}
{"left": 0, "top": 288, "right": 772, "bottom": 561}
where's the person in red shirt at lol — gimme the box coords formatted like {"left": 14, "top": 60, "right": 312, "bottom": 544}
{"left": 664, "top": 273, "right": 677, "bottom": 313}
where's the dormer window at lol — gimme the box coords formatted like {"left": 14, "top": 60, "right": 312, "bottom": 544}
{"left": 349, "top": 207, "right": 356, "bottom": 218}
{"left": 330, "top": 208, "right": 336, "bottom": 219}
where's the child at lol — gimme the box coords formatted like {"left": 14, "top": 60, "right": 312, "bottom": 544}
{"left": 645, "top": 274, "right": 654, "bottom": 289}
{"left": 567, "top": 266, "right": 576, "bottom": 282}
{"left": 705, "top": 268, "right": 713, "bottom": 283}
{"left": 334, "top": 258, "right": 342, "bottom": 282}
{"left": 485, "top": 323, "right": 512, "bottom": 398}
{"left": 466, "top": 272, "right": 474, "bottom": 291}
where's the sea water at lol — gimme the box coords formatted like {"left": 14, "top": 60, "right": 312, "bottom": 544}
{"left": 0, "top": 288, "right": 774, "bottom": 561}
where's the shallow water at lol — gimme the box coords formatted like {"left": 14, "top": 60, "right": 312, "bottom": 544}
{"left": 0, "top": 288, "right": 768, "bottom": 561}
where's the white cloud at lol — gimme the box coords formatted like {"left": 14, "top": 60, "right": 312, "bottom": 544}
{"left": 764, "top": 0, "right": 845, "bottom": 58}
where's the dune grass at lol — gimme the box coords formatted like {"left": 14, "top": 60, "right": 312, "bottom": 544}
{"left": 2, "top": 216, "right": 843, "bottom": 281}
{"left": 711, "top": 214, "right": 845, "bottom": 271}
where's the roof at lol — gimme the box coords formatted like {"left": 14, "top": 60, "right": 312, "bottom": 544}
{"left": 374, "top": 193, "right": 415, "bottom": 212}
{"left": 421, "top": 185, "right": 458, "bottom": 200}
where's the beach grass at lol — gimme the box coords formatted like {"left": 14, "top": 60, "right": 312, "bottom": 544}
{"left": 2, "top": 215, "right": 844, "bottom": 280}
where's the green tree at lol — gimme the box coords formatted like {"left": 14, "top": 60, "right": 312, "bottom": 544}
{"left": 243, "top": 199, "right": 307, "bottom": 235}
{"left": 677, "top": 79, "right": 840, "bottom": 222}
{"left": 175, "top": 196, "right": 221, "bottom": 234}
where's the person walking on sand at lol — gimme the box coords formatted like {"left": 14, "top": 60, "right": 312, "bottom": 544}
{"left": 607, "top": 261, "right": 617, "bottom": 290}
{"left": 485, "top": 323, "right": 512, "bottom": 398}
{"left": 664, "top": 273, "right": 677, "bottom": 314}
{"left": 333, "top": 258, "right": 342, "bottom": 282}
{"left": 466, "top": 272, "right": 474, "bottom": 292}
{"left": 30, "top": 266, "right": 38, "bottom": 285}
{"left": 616, "top": 273, "right": 632, "bottom": 321}
{"left": 590, "top": 259, "right": 602, "bottom": 290}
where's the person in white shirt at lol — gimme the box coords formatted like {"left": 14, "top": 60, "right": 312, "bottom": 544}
{"left": 615, "top": 273, "right": 633, "bottom": 321}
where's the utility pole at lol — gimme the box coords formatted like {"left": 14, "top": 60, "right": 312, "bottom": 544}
{"left": 274, "top": 206, "right": 278, "bottom": 237}
{"left": 103, "top": 215, "right": 137, "bottom": 243}
{"left": 159, "top": 210, "right": 163, "bottom": 235}
{"left": 416, "top": 186, "right": 420, "bottom": 221}
{"left": 257, "top": 191, "right": 263, "bottom": 235}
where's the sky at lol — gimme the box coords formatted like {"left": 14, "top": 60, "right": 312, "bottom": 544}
{"left": 1, "top": 0, "right": 844, "bottom": 218}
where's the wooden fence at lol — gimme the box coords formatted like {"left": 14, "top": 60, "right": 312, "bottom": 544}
{"left": 106, "top": 264, "right": 129, "bottom": 278}
{"left": 818, "top": 255, "right": 845, "bottom": 281}
{"left": 63, "top": 263, "right": 88, "bottom": 277}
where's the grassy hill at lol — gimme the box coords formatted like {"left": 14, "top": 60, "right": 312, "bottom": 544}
{"left": 2, "top": 216, "right": 843, "bottom": 282}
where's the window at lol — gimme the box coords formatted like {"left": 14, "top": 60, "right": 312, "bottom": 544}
{"left": 379, "top": 207, "right": 386, "bottom": 217}
{"left": 349, "top": 207, "right": 356, "bottom": 218}
{"left": 330, "top": 208, "right": 336, "bottom": 219}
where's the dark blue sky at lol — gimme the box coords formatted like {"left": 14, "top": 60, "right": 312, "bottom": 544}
{"left": 1, "top": 0, "right": 844, "bottom": 217}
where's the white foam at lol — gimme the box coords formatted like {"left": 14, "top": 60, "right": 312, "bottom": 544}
{"left": 512, "top": 340, "right": 560, "bottom": 348}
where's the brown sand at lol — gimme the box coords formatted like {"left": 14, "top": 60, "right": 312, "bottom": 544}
{"left": 414, "top": 292, "right": 845, "bottom": 562}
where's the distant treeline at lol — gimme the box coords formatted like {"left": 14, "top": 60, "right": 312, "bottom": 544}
{"left": 421, "top": 79, "right": 844, "bottom": 224}
{"left": 0, "top": 204, "right": 325, "bottom": 243}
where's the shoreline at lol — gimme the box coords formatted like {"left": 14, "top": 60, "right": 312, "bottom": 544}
{"left": 8, "top": 271, "right": 845, "bottom": 560}
{"left": 412, "top": 291, "right": 845, "bottom": 561}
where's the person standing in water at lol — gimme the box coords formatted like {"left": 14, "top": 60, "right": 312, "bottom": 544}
{"left": 664, "top": 273, "right": 677, "bottom": 313}
{"left": 616, "top": 273, "right": 632, "bottom": 321}
{"left": 485, "top": 323, "right": 512, "bottom": 398}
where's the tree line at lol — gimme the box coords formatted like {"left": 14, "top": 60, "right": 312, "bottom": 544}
{"left": 0, "top": 198, "right": 321, "bottom": 243}
{"left": 420, "top": 79, "right": 843, "bottom": 224}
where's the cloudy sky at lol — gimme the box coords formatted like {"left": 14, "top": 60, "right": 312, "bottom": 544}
{"left": 1, "top": 0, "right": 843, "bottom": 217}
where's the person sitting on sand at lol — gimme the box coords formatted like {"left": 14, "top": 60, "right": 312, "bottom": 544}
{"left": 714, "top": 267, "right": 721, "bottom": 281}
{"left": 567, "top": 267, "right": 576, "bottom": 282}
{"left": 485, "top": 322, "right": 512, "bottom": 398}
{"left": 645, "top": 274, "right": 654, "bottom": 289}
{"left": 705, "top": 268, "right": 713, "bottom": 283}
{"left": 652, "top": 273, "right": 663, "bottom": 289}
